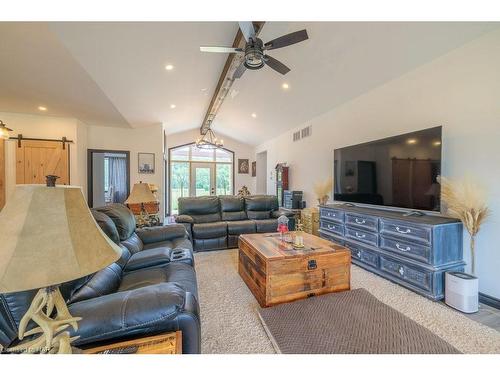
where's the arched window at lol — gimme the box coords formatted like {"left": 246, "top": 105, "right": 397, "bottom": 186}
{"left": 168, "top": 143, "right": 234, "bottom": 214}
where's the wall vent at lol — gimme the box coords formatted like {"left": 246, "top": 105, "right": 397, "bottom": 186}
{"left": 301, "top": 125, "right": 312, "bottom": 139}
{"left": 293, "top": 131, "right": 301, "bottom": 142}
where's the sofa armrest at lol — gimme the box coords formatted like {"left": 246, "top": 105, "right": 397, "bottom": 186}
{"left": 136, "top": 224, "right": 188, "bottom": 245}
{"left": 175, "top": 214, "right": 194, "bottom": 224}
{"left": 70, "top": 283, "right": 200, "bottom": 354}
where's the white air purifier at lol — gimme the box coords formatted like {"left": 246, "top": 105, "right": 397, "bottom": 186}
{"left": 445, "top": 271, "right": 479, "bottom": 313}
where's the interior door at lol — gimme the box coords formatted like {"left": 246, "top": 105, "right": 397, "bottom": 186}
{"left": 190, "top": 162, "right": 215, "bottom": 196}
{"left": 16, "top": 140, "right": 70, "bottom": 185}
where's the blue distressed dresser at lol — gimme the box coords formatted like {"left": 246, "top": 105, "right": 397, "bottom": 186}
{"left": 319, "top": 204, "right": 464, "bottom": 300}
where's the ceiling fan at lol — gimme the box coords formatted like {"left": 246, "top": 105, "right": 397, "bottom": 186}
{"left": 200, "top": 22, "right": 308, "bottom": 78}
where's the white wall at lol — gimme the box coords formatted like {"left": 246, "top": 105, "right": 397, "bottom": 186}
{"left": 165, "top": 128, "right": 256, "bottom": 195}
{"left": 86, "top": 124, "right": 164, "bottom": 215}
{"left": 0, "top": 112, "right": 84, "bottom": 199}
{"left": 256, "top": 29, "right": 500, "bottom": 298}
{"left": 256, "top": 151, "right": 267, "bottom": 194}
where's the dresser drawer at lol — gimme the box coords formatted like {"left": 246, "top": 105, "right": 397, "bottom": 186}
{"left": 320, "top": 208, "right": 344, "bottom": 223}
{"left": 380, "top": 236, "right": 431, "bottom": 264}
{"left": 320, "top": 220, "right": 344, "bottom": 236}
{"left": 379, "top": 219, "right": 431, "bottom": 245}
{"left": 345, "top": 213, "right": 378, "bottom": 232}
{"left": 379, "top": 255, "right": 432, "bottom": 292}
{"left": 345, "top": 227, "right": 378, "bottom": 247}
{"left": 345, "top": 241, "right": 379, "bottom": 269}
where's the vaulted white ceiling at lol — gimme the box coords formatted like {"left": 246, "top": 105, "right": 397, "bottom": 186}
{"left": 1, "top": 22, "right": 498, "bottom": 143}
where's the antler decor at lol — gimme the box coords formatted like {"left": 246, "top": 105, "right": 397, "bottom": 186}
{"left": 7, "top": 287, "right": 81, "bottom": 354}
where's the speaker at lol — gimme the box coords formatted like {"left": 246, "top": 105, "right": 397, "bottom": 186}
{"left": 283, "top": 190, "right": 303, "bottom": 209}
{"left": 445, "top": 271, "right": 479, "bottom": 313}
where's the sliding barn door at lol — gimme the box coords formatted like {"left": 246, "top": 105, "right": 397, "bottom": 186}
{"left": 0, "top": 139, "right": 5, "bottom": 210}
{"left": 16, "top": 140, "right": 70, "bottom": 185}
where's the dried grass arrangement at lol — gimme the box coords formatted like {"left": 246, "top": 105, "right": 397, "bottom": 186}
{"left": 313, "top": 178, "right": 333, "bottom": 206}
{"left": 440, "top": 176, "right": 490, "bottom": 275}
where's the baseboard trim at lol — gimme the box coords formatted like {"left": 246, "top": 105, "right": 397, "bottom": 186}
{"left": 479, "top": 292, "right": 500, "bottom": 310}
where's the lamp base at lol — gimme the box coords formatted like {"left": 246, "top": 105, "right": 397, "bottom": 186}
{"left": 7, "top": 286, "right": 81, "bottom": 354}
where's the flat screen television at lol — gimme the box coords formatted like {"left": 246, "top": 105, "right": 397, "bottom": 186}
{"left": 333, "top": 126, "right": 442, "bottom": 212}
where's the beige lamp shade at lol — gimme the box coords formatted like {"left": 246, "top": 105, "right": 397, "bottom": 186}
{"left": 125, "top": 182, "right": 158, "bottom": 204}
{"left": 148, "top": 183, "right": 159, "bottom": 194}
{"left": 0, "top": 185, "right": 122, "bottom": 293}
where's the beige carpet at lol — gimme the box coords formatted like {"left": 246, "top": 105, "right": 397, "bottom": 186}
{"left": 194, "top": 249, "right": 500, "bottom": 354}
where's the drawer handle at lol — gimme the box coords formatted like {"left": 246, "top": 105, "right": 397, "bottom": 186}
{"left": 396, "top": 226, "right": 411, "bottom": 234}
{"left": 396, "top": 243, "right": 411, "bottom": 252}
{"left": 356, "top": 251, "right": 361, "bottom": 258}
{"left": 398, "top": 266, "right": 404, "bottom": 276}
{"left": 328, "top": 212, "right": 336, "bottom": 217}
{"left": 327, "top": 224, "right": 336, "bottom": 230}
{"left": 355, "top": 218, "right": 366, "bottom": 224}
{"left": 355, "top": 232, "right": 366, "bottom": 239}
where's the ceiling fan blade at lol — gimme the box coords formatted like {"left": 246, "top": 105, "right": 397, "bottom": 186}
{"left": 233, "top": 62, "right": 247, "bottom": 79}
{"left": 239, "top": 21, "right": 256, "bottom": 42}
{"left": 263, "top": 55, "right": 291, "bottom": 75}
{"left": 200, "top": 46, "right": 243, "bottom": 53}
{"left": 264, "top": 29, "right": 309, "bottom": 50}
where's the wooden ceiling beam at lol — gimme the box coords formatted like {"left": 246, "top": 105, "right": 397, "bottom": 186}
{"left": 200, "top": 22, "right": 265, "bottom": 135}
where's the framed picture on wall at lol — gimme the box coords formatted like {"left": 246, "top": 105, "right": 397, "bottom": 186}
{"left": 252, "top": 161, "right": 256, "bottom": 177}
{"left": 238, "top": 159, "right": 249, "bottom": 174}
{"left": 138, "top": 152, "right": 155, "bottom": 174}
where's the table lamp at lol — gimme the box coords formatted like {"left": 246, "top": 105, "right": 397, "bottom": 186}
{"left": 0, "top": 176, "right": 122, "bottom": 354}
{"left": 125, "top": 182, "right": 157, "bottom": 227}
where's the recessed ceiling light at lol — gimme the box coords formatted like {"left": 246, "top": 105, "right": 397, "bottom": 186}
{"left": 433, "top": 141, "right": 442, "bottom": 146}
{"left": 406, "top": 138, "right": 417, "bottom": 145}
{"left": 38, "top": 106, "right": 47, "bottom": 111}
{"left": 251, "top": 113, "right": 257, "bottom": 118}
{"left": 170, "top": 104, "right": 176, "bottom": 109}
{"left": 165, "top": 64, "right": 174, "bottom": 71}
{"left": 282, "top": 83, "right": 290, "bottom": 90}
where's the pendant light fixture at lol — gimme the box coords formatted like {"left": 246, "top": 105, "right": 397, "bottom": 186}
{"left": 195, "top": 128, "right": 224, "bottom": 149}
{"left": 0, "top": 120, "right": 12, "bottom": 140}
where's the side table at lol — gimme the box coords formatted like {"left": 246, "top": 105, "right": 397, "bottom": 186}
{"left": 83, "top": 331, "right": 182, "bottom": 354}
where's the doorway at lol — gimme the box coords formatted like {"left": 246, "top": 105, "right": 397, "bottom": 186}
{"left": 191, "top": 162, "right": 215, "bottom": 196}
{"left": 256, "top": 150, "right": 268, "bottom": 194}
{"left": 168, "top": 143, "right": 234, "bottom": 214}
{"left": 16, "top": 139, "right": 70, "bottom": 185}
{"left": 87, "top": 149, "right": 130, "bottom": 208}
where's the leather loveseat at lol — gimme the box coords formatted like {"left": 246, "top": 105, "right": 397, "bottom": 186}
{"left": 0, "top": 204, "right": 201, "bottom": 354}
{"left": 176, "top": 195, "right": 295, "bottom": 251}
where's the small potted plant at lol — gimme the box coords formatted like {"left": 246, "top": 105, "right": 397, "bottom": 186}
{"left": 440, "top": 176, "right": 490, "bottom": 275}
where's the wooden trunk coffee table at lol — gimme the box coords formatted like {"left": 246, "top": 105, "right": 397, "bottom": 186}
{"left": 238, "top": 232, "right": 351, "bottom": 307}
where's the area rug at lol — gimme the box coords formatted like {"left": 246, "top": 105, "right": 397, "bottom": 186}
{"left": 195, "top": 249, "right": 500, "bottom": 354}
{"left": 258, "top": 288, "right": 460, "bottom": 354}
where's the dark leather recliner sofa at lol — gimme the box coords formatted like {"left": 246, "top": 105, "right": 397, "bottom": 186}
{"left": 176, "top": 195, "right": 295, "bottom": 251}
{"left": 0, "top": 204, "right": 201, "bottom": 354}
